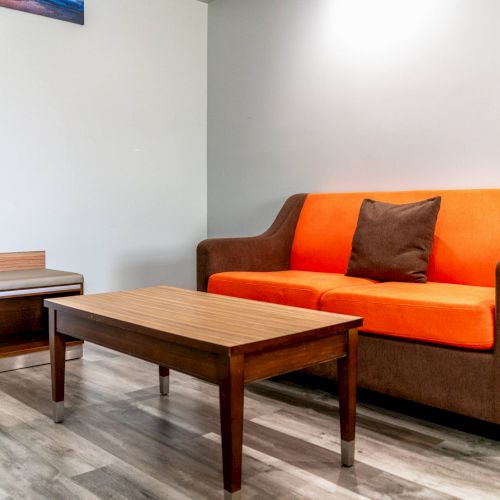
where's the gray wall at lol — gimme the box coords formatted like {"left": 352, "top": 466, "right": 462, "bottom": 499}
{"left": 0, "top": 0, "right": 207, "bottom": 292}
{"left": 208, "top": 0, "right": 500, "bottom": 237}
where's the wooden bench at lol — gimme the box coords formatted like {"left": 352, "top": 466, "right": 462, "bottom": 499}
{"left": 0, "top": 251, "right": 83, "bottom": 372}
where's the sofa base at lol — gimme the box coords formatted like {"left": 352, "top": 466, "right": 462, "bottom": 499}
{"left": 302, "top": 332, "right": 498, "bottom": 425}
{"left": 275, "top": 370, "right": 499, "bottom": 439}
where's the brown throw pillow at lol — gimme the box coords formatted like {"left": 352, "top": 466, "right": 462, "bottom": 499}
{"left": 346, "top": 196, "right": 441, "bottom": 283}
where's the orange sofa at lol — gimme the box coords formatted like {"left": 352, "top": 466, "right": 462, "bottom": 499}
{"left": 198, "top": 189, "right": 500, "bottom": 424}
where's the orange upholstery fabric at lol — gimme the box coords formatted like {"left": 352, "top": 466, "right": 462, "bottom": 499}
{"left": 291, "top": 190, "right": 500, "bottom": 287}
{"left": 320, "top": 282, "right": 495, "bottom": 349}
{"left": 208, "top": 271, "right": 377, "bottom": 310}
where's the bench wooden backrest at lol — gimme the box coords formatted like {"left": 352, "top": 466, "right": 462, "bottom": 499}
{"left": 0, "top": 251, "right": 45, "bottom": 272}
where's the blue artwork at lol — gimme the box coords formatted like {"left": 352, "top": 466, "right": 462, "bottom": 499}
{"left": 0, "top": 0, "right": 84, "bottom": 25}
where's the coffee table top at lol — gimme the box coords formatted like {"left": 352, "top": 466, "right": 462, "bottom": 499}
{"left": 45, "top": 286, "right": 362, "bottom": 354}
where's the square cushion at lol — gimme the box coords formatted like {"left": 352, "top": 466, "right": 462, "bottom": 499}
{"left": 346, "top": 196, "right": 441, "bottom": 283}
{"left": 320, "top": 282, "right": 495, "bottom": 350}
{"left": 208, "top": 270, "right": 377, "bottom": 310}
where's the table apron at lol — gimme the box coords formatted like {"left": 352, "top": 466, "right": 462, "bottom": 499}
{"left": 243, "top": 332, "right": 347, "bottom": 384}
{"left": 55, "top": 312, "right": 348, "bottom": 386}
{"left": 55, "top": 312, "right": 219, "bottom": 383}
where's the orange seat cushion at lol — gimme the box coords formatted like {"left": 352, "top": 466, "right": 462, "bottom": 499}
{"left": 208, "top": 271, "right": 377, "bottom": 310}
{"left": 291, "top": 190, "right": 500, "bottom": 287}
{"left": 320, "top": 282, "right": 495, "bottom": 350}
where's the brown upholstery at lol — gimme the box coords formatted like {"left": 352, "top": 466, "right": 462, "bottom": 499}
{"left": 197, "top": 194, "right": 307, "bottom": 292}
{"left": 197, "top": 193, "right": 500, "bottom": 424}
{"left": 305, "top": 334, "right": 496, "bottom": 422}
{"left": 495, "top": 262, "right": 500, "bottom": 421}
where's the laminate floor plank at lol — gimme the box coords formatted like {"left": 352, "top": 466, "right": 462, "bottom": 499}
{"left": 0, "top": 429, "right": 99, "bottom": 500}
{"left": 0, "top": 343, "right": 498, "bottom": 499}
{"left": 4, "top": 418, "right": 116, "bottom": 477}
{"left": 241, "top": 421, "right": 454, "bottom": 500}
{"left": 73, "top": 461, "right": 193, "bottom": 500}
{"left": 252, "top": 410, "right": 500, "bottom": 499}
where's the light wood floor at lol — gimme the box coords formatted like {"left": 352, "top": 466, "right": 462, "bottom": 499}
{"left": 0, "top": 343, "right": 498, "bottom": 499}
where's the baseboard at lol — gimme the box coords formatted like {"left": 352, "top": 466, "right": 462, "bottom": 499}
{"left": 0, "top": 344, "right": 83, "bottom": 373}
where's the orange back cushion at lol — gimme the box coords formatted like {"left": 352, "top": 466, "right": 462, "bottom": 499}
{"left": 290, "top": 189, "right": 500, "bottom": 287}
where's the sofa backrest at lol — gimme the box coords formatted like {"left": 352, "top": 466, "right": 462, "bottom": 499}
{"left": 290, "top": 189, "right": 500, "bottom": 287}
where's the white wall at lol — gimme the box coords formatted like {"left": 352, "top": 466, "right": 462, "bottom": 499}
{"left": 208, "top": 0, "right": 500, "bottom": 237}
{"left": 0, "top": 0, "right": 207, "bottom": 292}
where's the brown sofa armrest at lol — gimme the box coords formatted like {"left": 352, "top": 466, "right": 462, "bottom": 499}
{"left": 494, "top": 262, "right": 500, "bottom": 422}
{"left": 197, "top": 194, "right": 307, "bottom": 291}
{"left": 496, "top": 261, "right": 500, "bottom": 353}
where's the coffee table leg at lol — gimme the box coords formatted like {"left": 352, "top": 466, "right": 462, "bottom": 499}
{"left": 159, "top": 366, "right": 170, "bottom": 395}
{"left": 218, "top": 354, "right": 244, "bottom": 499}
{"left": 49, "top": 310, "right": 66, "bottom": 423}
{"left": 337, "top": 328, "right": 358, "bottom": 467}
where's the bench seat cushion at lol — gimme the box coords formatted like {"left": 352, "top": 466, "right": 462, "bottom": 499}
{"left": 320, "top": 282, "right": 495, "bottom": 350}
{"left": 0, "top": 269, "right": 83, "bottom": 292}
{"left": 208, "top": 271, "right": 377, "bottom": 309}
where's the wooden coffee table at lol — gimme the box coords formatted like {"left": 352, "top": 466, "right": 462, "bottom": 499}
{"left": 45, "top": 286, "right": 362, "bottom": 499}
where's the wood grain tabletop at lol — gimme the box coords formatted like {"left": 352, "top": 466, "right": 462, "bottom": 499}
{"left": 45, "top": 285, "right": 362, "bottom": 353}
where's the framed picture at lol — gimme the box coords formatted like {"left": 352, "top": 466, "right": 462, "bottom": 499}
{"left": 0, "top": 0, "right": 84, "bottom": 25}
